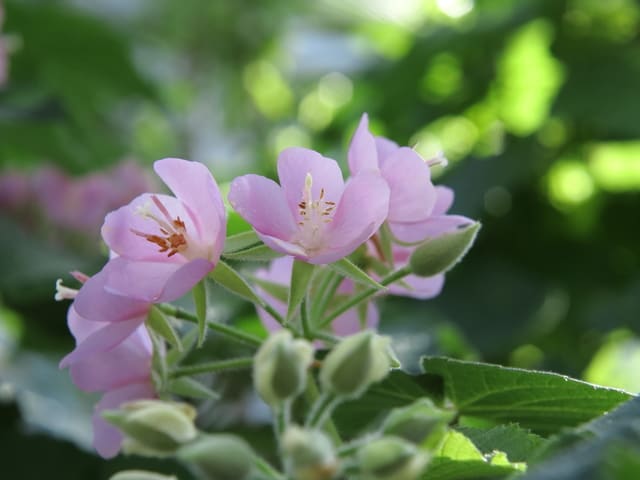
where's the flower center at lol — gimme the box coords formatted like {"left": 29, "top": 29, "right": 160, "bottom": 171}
{"left": 131, "top": 195, "right": 189, "bottom": 258}
{"left": 295, "top": 173, "right": 336, "bottom": 251}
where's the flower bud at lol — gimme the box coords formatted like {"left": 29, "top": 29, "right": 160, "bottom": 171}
{"left": 382, "top": 399, "right": 455, "bottom": 444}
{"left": 253, "top": 330, "right": 313, "bottom": 407}
{"left": 408, "top": 222, "right": 480, "bottom": 277}
{"left": 103, "top": 400, "right": 197, "bottom": 456}
{"left": 358, "top": 437, "right": 429, "bottom": 480}
{"left": 177, "top": 434, "right": 254, "bottom": 480}
{"left": 110, "top": 471, "right": 177, "bottom": 480}
{"left": 320, "top": 331, "right": 396, "bottom": 399}
{"left": 281, "top": 426, "right": 338, "bottom": 480}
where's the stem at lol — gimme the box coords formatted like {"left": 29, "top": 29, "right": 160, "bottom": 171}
{"left": 169, "top": 356, "right": 254, "bottom": 378}
{"left": 253, "top": 455, "right": 286, "bottom": 480}
{"left": 311, "top": 330, "right": 339, "bottom": 346}
{"left": 318, "top": 266, "right": 412, "bottom": 329}
{"left": 312, "top": 270, "right": 343, "bottom": 322}
{"left": 261, "top": 301, "right": 288, "bottom": 329}
{"left": 274, "top": 399, "right": 291, "bottom": 443}
{"left": 158, "top": 304, "right": 262, "bottom": 348}
{"left": 306, "top": 391, "right": 338, "bottom": 430}
{"left": 337, "top": 434, "right": 379, "bottom": 458}
{"left": 300, "top": 296, "right": 312, "bottom": 339}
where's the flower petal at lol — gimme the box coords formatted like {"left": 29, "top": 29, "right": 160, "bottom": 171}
{"left": 375, "top": 136, "right": 399, "bottom": 167}
{"left": 324, "top": 171, "right": 390, "bottom": 258}
{"left": 390, "top": 214, "right": 474, "bottom": 244}
{"left": 228, "top": 174, "right": 297, "bottom": 239}
{"left": 59, "top": 316, "right": 143, "bottom": 369}
{"left": 92, "top": 382, "right": 156, "bottom": 459}
{"left": 257, "top": 232, "right": 309, "bottom": 260}
{"left": 388, "top": 273, "right": 445, "bottom": 299}
{"left": 154, "top": 158, "right": 226, "bottom": 257}
{"left": 332, "top": 303, "right": 379, "bottom": 336}
{"left": 433, "top": 186, "right": 454, "bottom": 216}
{"left": 381, "top": 147, "right": 437, "bottom": 223}
{"left": 103, "top": 256, "right": 213, "bottom": 303}
{"left": 73, "top": 268, "right": 149, "bottom": 323}
{"left": 348, "top": 114, "right": 378, "bottom": 173}
{"left": 277, "top": 147, "right": 344, "bottom": 216}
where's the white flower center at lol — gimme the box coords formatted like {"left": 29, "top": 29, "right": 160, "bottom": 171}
{"left": 294, "top": 173, "right": 336, "bottom": 252}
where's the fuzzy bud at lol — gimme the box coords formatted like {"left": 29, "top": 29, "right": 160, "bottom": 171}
{"left": 282, "top": 426, "right": 338, "bottom": 480}
{"left": 103, "top": 400, "right": 197, "bottom": 457}
{"left": 109, "top": 471, "right": 177, "bottom": 480}
{"left": 358, "top": 437, "right": 429, "bottom": 480}
{"left": 177, "top": 434, "right": 254, "bottom": 480}
{"left": 382, "top": 399, "right": 455, "bottom": 444}
{"left": 409, "top": 222, "right": 480, "bottom": 277}
{"left": 253, "top": 330, "right": 313, "bottom": 407}
{"left": 320, "top": 331, "right": 396, "bottom": 399}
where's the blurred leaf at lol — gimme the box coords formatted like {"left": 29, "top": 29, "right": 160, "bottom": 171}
{"left": 166, "top": 378, "right": 219, "bottom": 401}
{"left": 287, "top": 260, "right": 314, "bottom": 320}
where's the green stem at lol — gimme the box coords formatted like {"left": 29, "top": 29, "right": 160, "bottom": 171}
{"left": 253, "top": 455, "right": 286, "bottom": 480}
{"left": 158, "top": 304, "right": 262, "bottom": 348}
{"left": 300, "top": 296, "right": 312, "bottom": 339}
{"left": 306, "top": 391, "right": 338, "bottom": 429}
{"left": 312, "top": 270, "right": 343, "bottom": 322}
{"left": 261, "top": 301, "right": 288, "bottom": 329}
{"left": 318, "top": 266, "right": 412, "bottom": 329}
{"left": 304, "top": 377, "right": 342, "bottom": 444}
{"left": 311, "top": 330, "right": 339, "bottom": 346}
{"left": 337, "top": 434, "right": 378, "bottom": 458}
{"left": 169, "top": 356, "right": 254, "bottom": 378}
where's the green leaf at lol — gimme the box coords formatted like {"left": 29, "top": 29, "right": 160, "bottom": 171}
{"left": 209, "top": 260, "right": 262, "bottom": 305}
{"left": 424, "top": 430, "right": 526, "bottom": 480}
{"left": 250, "top": 277, "right": 289, "bottom": 303}
{"left": 222, "top": 231, "right": 262, "bottom": 254}
{"left": 150, "top": 331, "right": 168, "bottom": 392}
{"left": 457, "top": 425, "right": 545, "bottom": 462}
{"left": 409, "top": 222, "right": 481, "bottom": 277}
{"left": 422, "top": 357, "right": 632, "bottom": 434}
{"left": 329, "top": 257, "right": 384, "bottom": 289}
{"left": 287, "top": 260, "right": 315, "bottom": 320}
{"left": 222, "top": 243, "right": 282, "bottom": 262}
{"left": 166, "top": 327, "right": 199, "bottom": 367}
{"left": 166, "top": 377, "right": 220, "bottom": 401}
{"left": 146, "top": 306, "right": 182, "bottom": 352}
{"left": 192, "top": 280, "right": 207, "bottom": 347}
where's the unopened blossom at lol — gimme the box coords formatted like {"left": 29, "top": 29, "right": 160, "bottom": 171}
{"left": 349, "top": 114, "right": 471, "bottom": 243}
{"left": 229, "top": 147, "right": 390, "bottom": 264}
{"left": 101, "top": 158, "right": 226, "bottom": 302}
{"left": 254, "top": 256, "right": 379, "bottom": 336}
{"left": 57, "top": 272, "right": 156, "bottom": 458}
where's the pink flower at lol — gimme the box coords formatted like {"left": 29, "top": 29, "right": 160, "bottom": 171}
{"left": 101, "top": 158, "right": 226, "bottom": 302}
{"left": 58, "top": 271, "right": 156, "bottom": 458}
{"left": 254, "top": 256, "right": 379, "bottom": 336}
{"left": 229, "top": 147, "right": 390, "bottom": 264}
{"left": 349, "top": 114, "right": 472, "bottom": 243}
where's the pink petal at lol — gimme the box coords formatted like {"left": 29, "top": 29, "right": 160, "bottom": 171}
{"left": 277, "top": 147, "right": 344, "bottom": 217}
{"left": 257, "top": 232, "right": 309, "bottom": 260}
{"left": 73, "top": 268, "right": 150, "bottom": 323}
{"left": 101, "top": 193, "right": 196, "bottom": 262}
{"left": 375, "top": 136, "right": 399, "bottom": 167}
{"left": 59, "top": 317, "right": 143, "bottom": 368}
{"left": 324, "top": 171, "right": 390, "bottom": 258}
{"left": 388, "top": 274, "right": 445, "bottom": 300}
{"left": 103, "top": 256, "right": 213, "bottom": 303}
{"left": 228, "top": 174, "right": 297, "bottom": 239}
{"left": 332, "top": 302, "right": 379, "bottom": 336}
{"left": 433, "top": 186, "right": 454, "bottom": 216}
{"left": 348, "top": 114, "right": 379, "bottom": 173}
{"left": 389, "top": 214, "right": 474, "bottom": 244}
{"left": 93, "top": 382, "right": 156, "bottom": 459}
{"left": 154, "top": 158, "right": 226, "bottom": 257}
{"left": 381, "top": 147, "right": 437, "bottom": 223}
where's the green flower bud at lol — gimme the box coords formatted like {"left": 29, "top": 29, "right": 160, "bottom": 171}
{"left": 320, "top": 331, "right": 396, "bottom": 399}
{"left": 103, "top": 400, "right": 197, "bottom": 457}
{"left": 408, "top": 222, "right": 480, "bottom": 277}
{"left": 109, "top": 471, "right": 177, "bottom": 480}
{"left": 177, "top": 434, "right": 254, "bottom": 480}
{"left": 253, "top": 330, "right": 313, "bottom": 407}
{"left": 282, "top": 426, "right": 338, "bottom": 480}
{"left": 382, "top": 399, "right": 455, "bottom": 444}
{"left": 358, "top": 437, "right": 429, "bottom": 480}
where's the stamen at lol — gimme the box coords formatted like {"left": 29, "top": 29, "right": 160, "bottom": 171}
{"left": 426, "top": 151, "right": 448, "bottom": 168}
{"left": 132, "top": 196, "right": 189, "bottom": 257}
{"left": 55, "top": 279, "right": 79, "bottom": 301}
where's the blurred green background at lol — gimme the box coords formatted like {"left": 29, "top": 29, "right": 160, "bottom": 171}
{"left": 1, "top": 0, "right": 639, "bottom": 477}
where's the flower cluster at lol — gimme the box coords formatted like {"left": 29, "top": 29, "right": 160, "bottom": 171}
{"left": 57, "top": 114, "right": 476, "bottom": 464}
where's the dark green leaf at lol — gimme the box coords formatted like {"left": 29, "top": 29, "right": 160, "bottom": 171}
{"left": 146, "top": 306, "right": 182, "bottom": 352}
{"left": 457, "top": 425, "right": 545, "bottom": 462}
{"left": 287, "top": 260, "right": 315, "bottom": 320}
{"left": 209, "top": 261, "right": 262, "bottom": 305}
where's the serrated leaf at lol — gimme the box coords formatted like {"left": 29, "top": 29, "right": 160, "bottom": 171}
{"left": 146, "top": 306, "right": 182, "bottom": 352}
{"left": 223, "top": 231, "right": 262, "bottom": 254}
{"left": 167, "top": 377, "right": 220, "bottom": 401}
{"left": 457, "top": 425, "right": 545, "bottom": 462}
{"left": 422, "top": 357, "right": 632, "bottom": 435}
{"left": 287, "top": 260, "right": 315, "bottom": 320}
{"left": 209, "top": 260, "right": 262, "bottom": 305}
{"left": 424, "top": 430, "right": 526, "bottom": 480}
{"left": 329, "top": 257, "right": 383, "bottom": 289}
{"left": 192, "top": 280, "right": 207, "bottom": 347}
